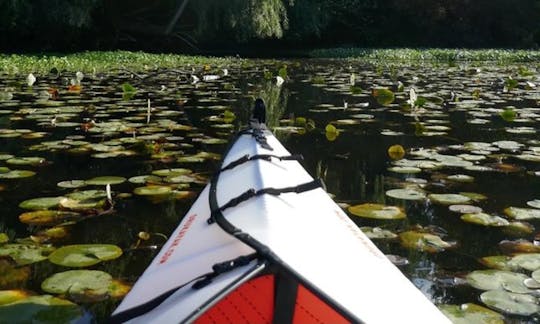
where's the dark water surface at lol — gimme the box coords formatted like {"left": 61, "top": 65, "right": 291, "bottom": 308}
{"left": 1, "top": 59, "right": 540, "bottom": 322}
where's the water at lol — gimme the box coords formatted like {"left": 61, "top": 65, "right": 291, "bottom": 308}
{"left": 1, "top": 59, "right": 540, "bottom": 322}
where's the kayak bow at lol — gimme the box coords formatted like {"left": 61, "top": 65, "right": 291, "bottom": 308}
{"left": 111, "top": 118, "right": 450, "bottom": 323}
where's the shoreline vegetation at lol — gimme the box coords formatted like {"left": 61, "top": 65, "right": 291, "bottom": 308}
{"left": 1, "top": 49, "right": 540, "bottom": 74}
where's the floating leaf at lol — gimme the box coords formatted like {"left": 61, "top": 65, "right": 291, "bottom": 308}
{"left": 0, "top": 234, "right": 8, "bottom": 244}
{"left": 0, "top": 170, "right": 36, "bottom": 179}
{"left": 128, "top": 175, "right": 162, "bottom": 184}
{"left": 399, "top": 230, "right": 455, "bottom": 253}
{"left": 0, "top": 244, "right": 55, "bottom": 265}
{"left": 479, "top": 256, "right": 516, "bottom": 271}
{"left": 386, "top": 188, "right": 426, "bottom": 201}
{"left": 42, "top": 270, "right": 111, "bottom": 297}
{"left": 388, "top": 166, "right": 421, "bottom": 174}
{"left": 500, "top": 108, "right": 517, "bottom": 122}
{"left": 48, "top": 244, "right": 122, "bottom": 267}
{"left": 372, "top": 88, "right": 395, "bottom": 106}
{"left": 0, "top": 259, "right": 30, "bottom": 289}
{"left": 133, "top": 185, "right": 172, "bottom": 196}
{"left": 19, "top": 197, "right": 65, "bottom": 210}
{"left": 348, "top": 203, "right": 406, "bottom": 220}
{"left": 526, "top": 199, "right": 540, "bottom": 209}
{"left": 466, "top": 270, "right": 530, "bottom": 293}
{"left": 57, "top": 180, "right": 86, "bottom": 189}
{"left": 0, "top": 295, "right": 83, "bottom": 323}
{"left": 449, "top": 205, "right": 483, "bottom": 214}
{"left": 509, "top": 253, "right": 540, "bottom": 271}
{"left": 19, "top": 210, "right": 80, "bottom": 226}
{"left": 108, "top": 279, "right": 131, "bottom": 299}
{"left": 360, "top": 227, "right": 398, "bottom": 239}
{"left": 461, "top": 213, "right": 510, "bottom": 227}
{"left": 325, "top": 124, "right": 339, "bottom": 141}
{"left": 480, "top": 290, "right": 539, "bottom": 316}
{"left": 151, "top": 168, "right": 191, "bottom": 177}
{"left": 504, "top": 207, "right": 540, "bottom": 220}
{"left": 439, "top": 303, "right": 504, "bottom": 324}
{"left": 447, "top": 174, "right": 474, "bottom": 183}
{"left": 428, "top": 194, "right": 471, "bottom": 205}
{"left": 387, "top": 144, "right": 405, "bottom": 160}
{"left": 0, "top": 290, "right": 32, "bottom": 306}
{"left": 85, "top": 176, "right": 126, "bottom": 186}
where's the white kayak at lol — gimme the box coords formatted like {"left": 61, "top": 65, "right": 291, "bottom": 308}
{"left": 111, "top": 121, "right": 451, "bottom": 324}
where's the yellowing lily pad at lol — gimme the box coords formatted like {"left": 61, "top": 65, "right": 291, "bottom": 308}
{"left": 133, "top": 185, "right": 172, "bottom": 196}
{"left": 0, "top": 259, "right": 30, "bottom": 289}
{"left": 0, "top": 244, "right": 55, "bottom": 265}
{"left": 480, "top": 290, "right": 539, "bottom": 316}
{"left": 19, "top": 210, "right": 80, "bottom": 226}
{"left": 439, "top": 303, "right": 504, "bottom": 324}
{"left": 461, "top": 213, "right": 510, "bottom": 227}
{"left": 479, "top": 256, "right": 516, "bottom": 271}
{"left": 108, "top": 279, "right": 131, "bottom": 298}
{"left": 373, "top": 88, "right": 395, "bottom": 106}
{"left": 0, "top": 170, "right": 36, "bottom": 179}
{"left": 0, "top": 295, "right": 83, "bottom": 323}
{"left": 388, "top": 145, "right": 405, "bottom": 160}
{"left": 399, "top": 230, "right": 455, "bottom": 253}
{"left": 428, "top": 194, "right": 471, "bottom": 205}
{"left": 48, "top": 244, "right": 122, "bottom": 267}
{"left": 151, "top": 168, "right": 191, "bottom": 177}
{"left": 0, "top": 290, "right": 32, "bottom": 305}
{"left": 348, "top": 203, "right": 406, "bottom": 220}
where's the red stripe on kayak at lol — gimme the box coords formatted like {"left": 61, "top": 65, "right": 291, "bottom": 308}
{"left": 196, "top": 275, "right": 274, "bottom": 324}
{"left": 293, "top": 284, "right": 349, "bottom": 324}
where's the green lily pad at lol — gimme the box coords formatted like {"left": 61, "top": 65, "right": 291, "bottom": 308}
{"left": 0, "top": 244, "right": 55, "bottom": 265}
{"left": 0, "top": 234, "right": 8, "bottom": 244}
{"left": 42, "top": 270, "right": 112, "bottom": 296}
{"left": 348, "top": 203, "right": 406, "bottom": 220}
{"left": 532, "top": 269, "right": 540, "bottom": 282}
{"left": 48, "top": 244, "right": 122, "bottom": 267}
{"left": 0, "top": 290, "right": 32, "bottom": 305}
{"left": 385, "top": 188, "right": 426, "bottom": 201}
{"left": 509, "top": 253, "right": 540, "bottom": 271}
{"left": 466, "top": 270, "right": 530, "bottom": 293}
{"left": 461, "top": 213, "right": 510, "bottom": 227}
{"left": 480, "top": 290, "right": 539, "bottom": 316}
{"left": 57, "top": 180, "right": 87, "bottom": 189}
{"left": 360, "top": 227, "right": 398, "bottom": 239}
{"left": 151, "top": 168, "right": 191, "bottom": 177}
{"left": 449, "top": 205, "right": 483, "bottom": 214}
{"left": 0, "top": 295, "right": 83, "bottom": 323}
{"left": 0, "top": 170, "right": 36, "bottom": 179}
{"left": 479, "top": 256, "right": 516, "bottom": 271}
{"left": 447, "top": 174, "right": 475, "bottom": 183}
{"left": 19, "top": 197, "right": 65, "bottom": 210}
{"left": 6, "top": 157, "right": 46, "bottom": 166}
{"left": 373, "top": 88, "right": 395, "bottom": 106}
{"left": 19, "top": 210, "right": 80, "bottom": 226}
{"left": 0, "top": 259, "right": 30, "bottom": 289}
{"left": 128, "top": 175, "right": 163, "bottom": 184}
{"left": 460, "top": 192, "right": 488, "bottom": 201}
{"left": 399, "top": 230, "right": 455, "bottom": 253}
{"left": 504, "top": 207, "right": 540, "bottom": 220}
{"left": 85, "top": 176, "right": 126, "bottom": 186}
{"left": 428, "top": 194, "right": 471, "bottom": 205}
{"left": 387, "top": 166, "right": 422, "bottom": 174}
{"left": 439, "top": 303, "right": 504, "bottom": 324}
{"left": 133, "top": 185, "right": 172, "bottom": 196}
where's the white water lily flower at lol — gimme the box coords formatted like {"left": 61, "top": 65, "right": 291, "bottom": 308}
{"left": 350, "top": 73, "right": 356, "bottom": 86}
{"left": 203, "top": 75, "right": 220, "bottom": 82}
{"left": 27, "top": 73, "right": 36, "bottom": 86}
{"left": 276, "top": 76, "right": 284, "bottom": 87}
{"left": 76, "top": 71, "right": 84, "bottom": 83}
{"left": 408, "top": 88, "right": 418, "bottom": 108}
{"left": 190, "top": 75, "right": 200, "bottom": 84}
{"left": 222, "top": 69, "right": 228, "bottom": 76}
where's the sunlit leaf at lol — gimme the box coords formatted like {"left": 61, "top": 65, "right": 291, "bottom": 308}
{"left": 48, "top": 244, "right": 122, "bottom": 267}
{"left": 480, "top": 290, "right": 539, "bottom": 316}
{"left": 348, "top": 203, "right": 406, "bottom": 220}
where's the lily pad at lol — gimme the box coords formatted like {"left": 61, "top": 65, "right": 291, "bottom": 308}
{"left": 447, "top": 174, "right": 474, "bottom": 183}
{"left": 399, "top": 230, "right": 455, "bottom": 253}
{"left": 449, "top": 205, "right": 483, "bottom": 214}
{"left": 108, "top": 279, "right": 131, "bottom": 298}
{"left": 360, "top": 227, "right": 398, "bottom": 239}
{"left": 509, "top": 253, "right": 540, "bottom": 271}
{"left": 479, "top": 256, "right": 516, "bottom": 271}
{"left": 388, "top": 144, "right": 405, "bottom": 160}
{"left": 0, "top": 295, "right": 83, "bottom": 323}
{"left": 373, "top": 88, "right": 395, "bottom": 106}
{"left": 466, "top": 270, "right": 530, "bottom": 293}
{"left": 461, "top": 213, "right": 510, "bottom": 227}
{"left": 57, "top": 180, "right": 86, "bottom": 189}
{"left": 0, "top": 259, "right": 30, "bottom": 288}
{"left": 19, "top": 197, "right": 65, "bottom": 210}
{"left": 6, "top": 157, "right": 46, "bottom": 166}
{"left": 0, "top": 244, "right": 55, "bottom": 265}
{"left": 19, "top": 210, "right": 80, "bottom": 226}
{"left": 388, "top": 166, "right": 422, "bottom": 174}
{"left": 504, "top": 207, "right": 540, "bottom": 220}
{"left": 151, "top": 168, "right": 191, "bottom": 177}
{"left": 480, "top": 290, "right": 539, "bottom": 316}
{"left": 348, "top": 203, "right": 406, "bottom": 220}
{"left": 526, "top": 199, "right": 540, "bottom": 209}
{"left": 133, "top": 185, "right": 172, "bottom": 196}
{"left": 439, "top": 303, "right": 504, "bottom": 324}
{"left": 0, "top": 170, "right": 36, "bottom": 179}
{"left": 48, "top": 244, "right": 122, "bottom": 267}
{"left": 85, "top": 176, "right": 126, "bottom": 186}
{"left": 42, "top": 269, "right": 112, "bottom": 296}
{"left": 128, "top": 175, "right": 162, "bottom": 184}
{"left": 385, "top": 188, "right": 426, "bottom": 201}
{"left": 428, "top": 194, "right": 471, "bottom": 205}
{"left": 0, "top": 290, "right": 32, "bottom": 305}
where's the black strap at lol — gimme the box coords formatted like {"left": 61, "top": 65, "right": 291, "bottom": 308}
{"left": 273, "top": 274, "right": 299, "bottom": 324}
{"left": 207, "top": 179, "right": 323, "bottom": 225}
{"left": 239, "top": 127, "right": 273, "bottom": 151}
{"left": 220, "top": 154, "right": 303, "bottom": 173}
{"left": 108, "top": 253, "right": 257, "bottom": 323}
